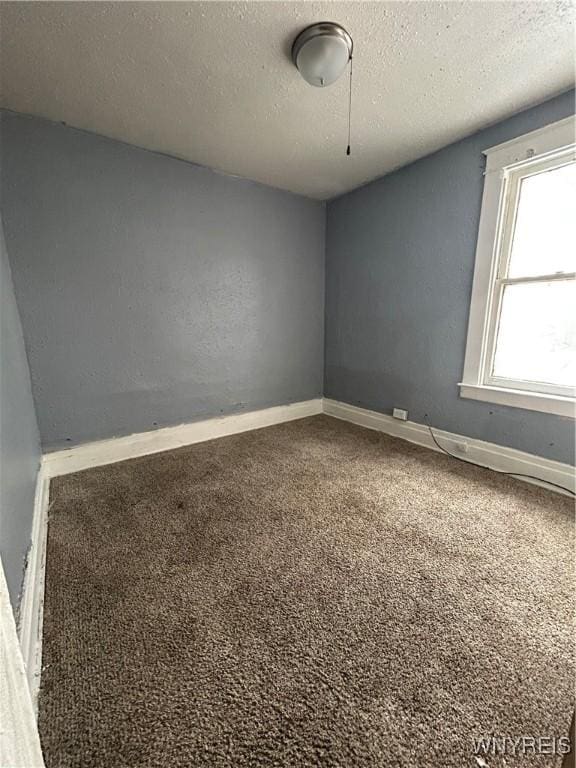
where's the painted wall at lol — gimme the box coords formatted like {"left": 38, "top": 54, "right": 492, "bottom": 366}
{"left": 0, "top": 112, "right": 325, "bottom": 451}
{"left": 0, "top": 213, "right": 41, "bottom": 608}
{"left": 325, "top": 90, "right": 575, "bottom": 465}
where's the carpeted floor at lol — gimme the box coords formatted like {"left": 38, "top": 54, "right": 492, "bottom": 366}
{"left": 39, "top": 415, "right": 574, "bottom": 768}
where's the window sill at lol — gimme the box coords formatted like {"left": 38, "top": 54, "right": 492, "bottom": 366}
{"left": 458, "top": 383, "right": 575, "bottom": 418}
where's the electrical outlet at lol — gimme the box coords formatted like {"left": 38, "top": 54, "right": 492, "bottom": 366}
{"left": 392, "top": 408, "right": 408, "bottom": 421}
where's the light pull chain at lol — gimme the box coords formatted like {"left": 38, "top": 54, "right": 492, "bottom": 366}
{"left": 346, "top": 55, "right": 353, "bottom": 156}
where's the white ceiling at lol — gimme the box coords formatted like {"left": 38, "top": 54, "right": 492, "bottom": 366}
{"left": 1, "top": 1, "right": 574, "bottom": 199}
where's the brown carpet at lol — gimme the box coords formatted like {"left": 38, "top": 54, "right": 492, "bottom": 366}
{"left": 39, "top": 415, "right": 574, "bottom": 768}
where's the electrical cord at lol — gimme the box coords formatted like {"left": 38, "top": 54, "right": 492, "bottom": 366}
{"left": 423, "top": 414, "right": 575, "bottom": 497}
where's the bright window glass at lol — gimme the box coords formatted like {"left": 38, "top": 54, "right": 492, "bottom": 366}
{"left": 492, "top": 280, "right": 576, "bottom": 386}
{"left": 508, "top": 162, "right": 576, "bottom": 278}
{"left": 489, "top": 155, "right": 576, "bottom": 393}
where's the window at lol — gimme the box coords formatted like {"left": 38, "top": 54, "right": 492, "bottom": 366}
{"left": 460, "top": 117, "right": 575, "bottom": 418}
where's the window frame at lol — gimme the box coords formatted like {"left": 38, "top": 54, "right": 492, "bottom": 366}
{"left": 460, "top": 116, "right": 576, "bottom": 419}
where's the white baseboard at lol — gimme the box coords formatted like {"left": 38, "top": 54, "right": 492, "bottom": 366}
{"left": 42, "top": 399, "right": 323, "bottom": 478}
{"left": 1, "top": 558, "right": 45, "bottom": 766}
{"left": 18, "top": 467, "right": 50, "bottom": 713}
{"left": 323, "top": 399, "right": 575, "bottom": 496}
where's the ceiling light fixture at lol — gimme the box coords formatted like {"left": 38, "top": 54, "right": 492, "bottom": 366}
{"left": 291, "top": 22, "right": 354, "bottom": 156}
{"left": 291, "top": 22, "right": 353, "bottom": 88}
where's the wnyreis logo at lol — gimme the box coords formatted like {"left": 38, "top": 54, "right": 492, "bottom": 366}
{"left": 473, "top": 735, "right": 571, "bottom": 762}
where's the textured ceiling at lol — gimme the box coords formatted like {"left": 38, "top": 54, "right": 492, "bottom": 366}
{"left": 0, "top": 1, "right": 574, "bottom": 199}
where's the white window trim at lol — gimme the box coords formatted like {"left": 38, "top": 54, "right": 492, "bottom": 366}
{"left": 460, "top": 116, "right": 576, "bottom": 419}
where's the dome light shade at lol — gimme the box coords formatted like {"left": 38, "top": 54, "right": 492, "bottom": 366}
{"left": 292, "top": 22, "right": 353, "bottom": 88}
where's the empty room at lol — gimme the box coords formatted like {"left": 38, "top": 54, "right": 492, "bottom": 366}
{"left": 0, "top": 2, "right": 574, "bottom": 766}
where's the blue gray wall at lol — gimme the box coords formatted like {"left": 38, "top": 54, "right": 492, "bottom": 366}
{"left": 2, "top": 94, "right": 573, "bottom": 467}
{"left": 325, "top": 90, "right": 575, "bottom": 465}
{"left": 0, "top": 112, "right": 325, "bottom": 451}
{"left": 0, "top": 213, "right": 41, "bottom": 608}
